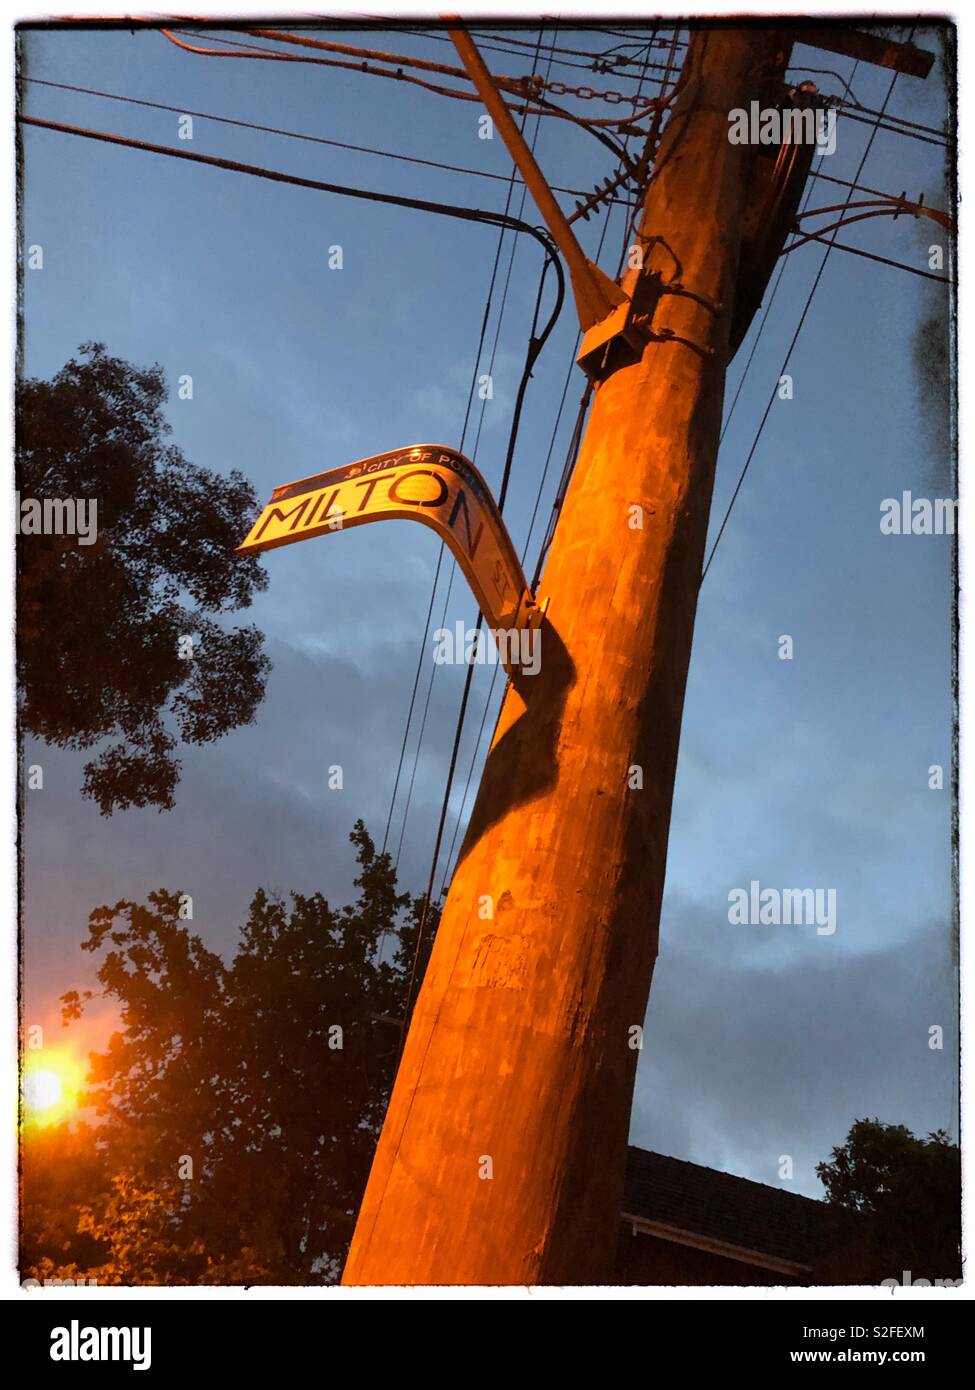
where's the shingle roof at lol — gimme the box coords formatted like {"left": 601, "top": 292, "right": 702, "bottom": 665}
{"left": 622, "top": 1147, "right": 845, "bottom": 1267}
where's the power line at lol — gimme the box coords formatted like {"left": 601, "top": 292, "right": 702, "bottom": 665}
{"left": 717, "top": 148, "right": 827, "bottom": 453}
{"left": 701, "top": 54, "right": 908, "bottom": 583}
{"left": 393, "top": 47, "right": 552, "bottom": 838}
{"left": 434, "top": 36, "right": 657, "bottom": 900}
{"left": 401, "top": 259, "right": 552, "bottom": 1019}
{"left": 21, "top": 76, "right": 633, "bottom": 209}
{"left": 397, "top": 35, "right": 560, "bottom": 1035}
{"left": 388, "top": 31, "right": 551, "bottom": 882}
{"left": 524, "top": 45, "right": 669, "bottom": 595}
{"left": 786, "top": 231, "right": 952, "bottom": 283}
{"left": 808, "top": 165, "right": 928, "bottom": 201}
{"left": 16, "top": 112, "right": 573, "bottom": 913}
{"left": 27, "top": 75, "right": 939, "bottom": 222}
{"left": 390, "top": 24, "right": 675, "bottom": 79}
{"left": 437, "top": 199, "right": 619, "bottom": 900}
{"left": 591, "top": 27, "right": 687, "bottom": 46}
{"left": 163, "top": 27, "right": 654, "bottom": 141}
{"left": 434, "top": 78, "right": 577, "bottom": 895}
{"left": 788, "top": 197, "right": 953, "bottom": 249}
{"left": 837, "top": 104, "right": 947, "bottom": 148}
{"left": 437, "top": 658, "right": 502, "bottom": 898}
{"left": 248, "top": 25, "right": 669, "bottom": 98}
{"left": 834, "top": 97, "right": 948, "bottom": 142}
{"left": 381, "top": 553, "right": 445, "bottom": 857}
{"left": 462, "top": 25, "right": 681, "bottom": 74}
{"left": 384, "top": 39, "right": 552, "bottom": 871}
{"left": 17, "top": 115, "right": 565, "bottom": 303}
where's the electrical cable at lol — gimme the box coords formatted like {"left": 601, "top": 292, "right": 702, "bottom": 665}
{"left": 390, "top": 24, "right": 675, "bottom": 79}
{"left": 700, "top": 54, "right": 908, "bottom": 583}
{"left": 783, "top": 200, "right": 954, "bottom": 255}
{"left": 384, "top": 38, "right": 551, "bottom": 870}
{"left": 383, "top": 45, "right": 548, "bottom": 870}
{"left": 434, "top": 36, "right": 655, "bottom": 899}
{"left": 717, "top": 147, "right": 826, "bottom": 452}
{"left": 21, "top": 76, "right": 633, "bottom": 208}
{"left": 836, "top": 105, "right": 947, "bottom": 148}
{"left": 785, "top": 232, "right": 952, "bottom": 283}
{"left": 396, "top": 39, "right": 562, "bottom": 1029}
{"left": 833, "top": 97, "right": 948, "bottom": 141}
{"left": 399, "top": 264, "right": 554, "bottom": 1028}
{"left": 17, "top": 109, "right": 571, "bottom": 941}
{"left": 17, "top": 115, "right": 565, "bottom": 305}
{"left": 468, "top": 26, "right": 682, "bottom": 72}
{"left": 164, "top": 26, "right": 652, "bottom": 141}
{"left": 381, "top": 550, "right": 445, "bottom": 856}
{"left": 528, "top": 34, "right": 665, "bottom": 593}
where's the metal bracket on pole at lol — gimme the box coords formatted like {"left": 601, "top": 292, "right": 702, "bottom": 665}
{"left": 446, "top": 17, "right": 646, "bottom": 381}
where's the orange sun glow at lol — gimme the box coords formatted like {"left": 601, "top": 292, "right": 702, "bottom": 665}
{"left": 22, "top": 1049, "right": 86, "bottom": 1128}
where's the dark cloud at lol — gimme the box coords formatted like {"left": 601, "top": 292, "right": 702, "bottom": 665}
{"left": 632, "top": 900, "right": 956, "bottom": 1196}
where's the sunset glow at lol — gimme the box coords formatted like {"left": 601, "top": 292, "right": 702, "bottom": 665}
{"left": 22, "top": 1049, "right": 86, "bottom": 1127}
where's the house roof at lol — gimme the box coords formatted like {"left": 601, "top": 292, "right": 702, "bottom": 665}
{"left": 622, "top": 1146, "right": 845, "bottom": 1270}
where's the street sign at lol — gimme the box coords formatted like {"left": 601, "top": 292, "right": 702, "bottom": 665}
{"left": 238, "top": 444, "right": 533, "bottom": 632}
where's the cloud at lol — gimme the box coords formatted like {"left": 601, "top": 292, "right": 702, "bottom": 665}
{"left": 631, "top": 901, "right": 956, "bottom": 1197}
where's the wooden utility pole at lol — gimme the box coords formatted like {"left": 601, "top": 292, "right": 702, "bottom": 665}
{"left": 341, "top": 25, "right": 924, "bottom": 1286}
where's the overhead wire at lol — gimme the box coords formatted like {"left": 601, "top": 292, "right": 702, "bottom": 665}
{"left": 40, "top": 72, "right": 943, "bottom": 223}
{"left": 17, "top": 114, "right": 565, "bottom": 296}
{"left": 833, "top": 97, "right": 948, "bottom": 141}
{"left": 435, "top": 87, "right": 583, "bottom": 897}
{"left": 389, "top": 24, "right": 676, "bottom": 78}
{"left": 437, "top": 36, "right": 662, "bottom": 898}
{"left": 836, "top": 104, "right": 947, "bottom": 148}
{"left": 17, "top": 107, "right": 566, "bottom": 942}
{"left": 525, "top": 29, "right": 682, "bottom": 595}
{"left": 26, "top": 22, "right": 950, "bottom": 1034}
{"left": 384, "top": 31, "right": 551, "bottom": 873}
{"left": 21, "top": 75, "right": 634, "bottom": 208}
{"left": 782, "top": 198, "right": 954, "bottom": 256}
{"left": 719, "top": 157, "right": 954, "bottom": 452}
{"left": 399, "top": 266, "right": 557, "bottom": 1021}
{"left": 462, "top": 25, "right": 682, "bottom": 73}
{"left": 384, "top": 33, "right": 551, "bottom": 875}
{"left": 784, "top": 232, "right": 951, "bottom": 283}
{"left": 717, "top": 146, "right": 827, "bottom": 453}
{"left": 395, "top": 30, "right": 560, "bottom": 1036}
{"left": 700, "top": 51, "right": 911, "bottom": 583}
{"left": 163, "top": 26, "right": 658, "bottom": 142}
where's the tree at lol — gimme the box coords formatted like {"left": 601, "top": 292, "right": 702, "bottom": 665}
{"left": 816, "top": 1118, "right": 961, "bottom": 1283}
{"left": 16, "top": 342, "right": 270, "bottom": 814}
{"left": 21, "top": 823, "right": 437, "bottom": 1285}
{"left": 19, "top": 1121, "right": 111, "bottom": 1280}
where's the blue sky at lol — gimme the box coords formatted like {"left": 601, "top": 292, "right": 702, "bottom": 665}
{"left": 19, "top": 21, "right": 955, "bottom": 1200}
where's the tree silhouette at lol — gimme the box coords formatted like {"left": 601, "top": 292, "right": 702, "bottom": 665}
{"left": 16, "top": 343, "right": 270, "bottom": 814}
{"left": 816, "top": 1118, "right": 961, "bottom": 1283}
{"left": 21, "top": 823, "right": 437, "bottom": 1285}
{"left": 19, "top": 1121, "right": 109, "bottom": 1282}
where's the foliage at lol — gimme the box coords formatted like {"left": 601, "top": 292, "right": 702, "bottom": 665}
{"left": 16, "top": 343, "right": 270, "bottom": 813}
{"left": 817, "top": 1118, "right": 961, "bottom": 1282}
{"left": 21, "top": 823, "right": 437, "bottom": 1285}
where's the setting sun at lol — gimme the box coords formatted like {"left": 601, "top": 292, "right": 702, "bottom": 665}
{"left": 22, "top": 1049, "right": 86, "bottom": 1128}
